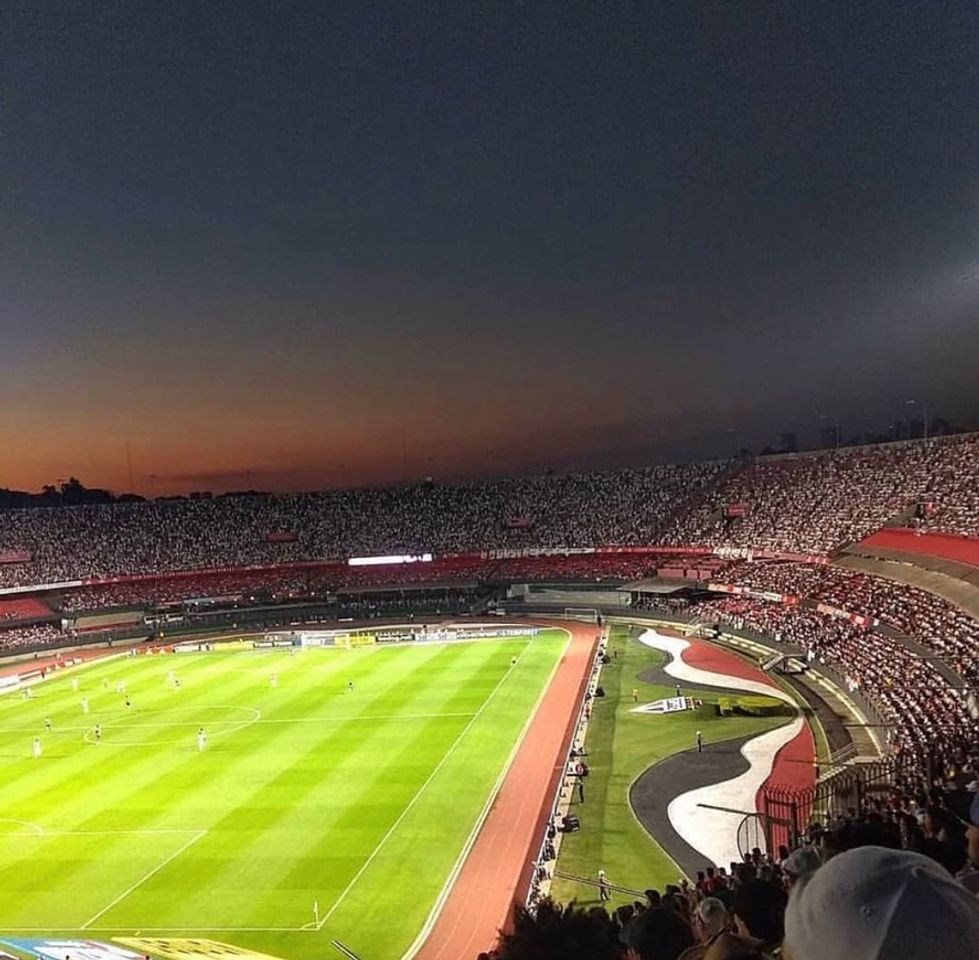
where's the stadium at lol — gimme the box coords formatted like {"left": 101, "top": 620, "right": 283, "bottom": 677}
{"left": 2, "top": 433, "right": 978, "bottom": 960}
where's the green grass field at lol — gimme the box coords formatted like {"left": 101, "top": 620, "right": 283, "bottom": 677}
{"left": 550, "top": 626, "right": 784, "bottom": 907}
{"left": 0, "top": 630, "right": 568, "bottom": 960}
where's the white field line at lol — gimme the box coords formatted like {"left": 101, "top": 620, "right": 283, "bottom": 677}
{"left": 0, "top": 713, "right": 476, "bottom": 736}
{"left": 315, "top": 650, "right": 528, "bottom": 932}
{"left": 254, "top": 713, "right": 477, "bottom": 723}
{"left": 0, "top": 818, "right": 45, "bottom": 835}
{"left": 400, "top": 630, "right": 572, "bottom": 960}
{"left": 80, "top": 828, "right": 208, "bottom": 929}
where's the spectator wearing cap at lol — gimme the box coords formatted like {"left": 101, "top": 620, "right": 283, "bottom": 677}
{"left": 783, "top": 845, "right": 979, "bottom": 960}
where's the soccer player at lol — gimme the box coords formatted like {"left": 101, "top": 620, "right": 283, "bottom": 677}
{"left": 94, "top": 723, "right": 102, "bottom": 744}
{"left": 81, "top": 696, "right": 89, "bottom": 715}
{"left": 167, "top": 670, "right": 175, "bottom": 687}
{"left": 44, "top": 716, "right": 52, "bottom": 733}
{"left": 71, "top": 677, "right": 79, "bottom": 692}
{"left": 511, "top": 656, "right": 517, "bottom": 667}
{"left": 632, "top": 687, "right": 639, "bottom": 703}
{"left": 197, "top": 727, "right": 207, "bottom": 752}
{"left": 347, "top": 679, "right": 354, "bottom": 693}
{"left": 270, "top": 673, "right": 277, "bottom": 688}
{"left": 102, "top": 677, "right": 109, "bottom": 690}
{"left": 124, "top": 696, "right": 131, "bottom": 709}
{"left": 32, "top": 737, "right": 42, "bottom": 759}
{"left": 598, "top": 869, "right": 611, "bottom": 902}
{"left": 696, "top": 730, "right": 703, "bottom": 753}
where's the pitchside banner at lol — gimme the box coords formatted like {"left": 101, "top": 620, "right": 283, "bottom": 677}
{"left": 707, "top": 583, "right": 795, "bottom": 604}
{"left": 115, "top": 939, "right": 289, "bottom": 960}
{"left": 0, "top": 940, "right": 143, "bottom": 960}
{"left": 632, "top": 696, "right": 692, "bottom": 715}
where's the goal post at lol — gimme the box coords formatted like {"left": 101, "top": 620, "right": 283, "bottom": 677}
{"left": 563, "top": 607, "right": 601, "bottom": 623}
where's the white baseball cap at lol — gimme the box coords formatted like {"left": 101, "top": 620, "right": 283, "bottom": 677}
{"left": 785, "top": 846, "right": 979, "bottom": 960}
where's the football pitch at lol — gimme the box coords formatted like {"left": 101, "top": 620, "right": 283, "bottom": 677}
{"left": 0, "top": 630, "right": 569, "bottom": 960}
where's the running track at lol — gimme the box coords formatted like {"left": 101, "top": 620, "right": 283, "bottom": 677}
{"left": 413, "top": 620, "right": 600, "bottom": 960}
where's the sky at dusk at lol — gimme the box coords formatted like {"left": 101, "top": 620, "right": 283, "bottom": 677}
{"left": 2, "top": 2, "right": 978, "bottom": 495}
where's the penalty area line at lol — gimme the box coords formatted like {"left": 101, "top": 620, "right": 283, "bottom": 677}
{"left": 80, "top": 829, "right": 208, "bottom": 929}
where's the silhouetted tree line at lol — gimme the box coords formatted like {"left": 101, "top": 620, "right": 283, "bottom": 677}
{"left": 0, "top": 478, "right": 276, "bottom": 511}
{"left": 0, "top": 477, "right": 127, "bottom": 510}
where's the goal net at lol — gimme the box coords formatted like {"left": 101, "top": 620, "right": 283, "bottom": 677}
{"left": 563, "top": 607, "right": 601, "bottom": 623}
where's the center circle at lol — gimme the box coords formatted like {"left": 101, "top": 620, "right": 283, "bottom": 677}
{"left": 85, "top": 704, "right": 261, "bottom": 746}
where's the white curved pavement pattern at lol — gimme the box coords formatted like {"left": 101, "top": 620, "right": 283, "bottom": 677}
{"left": 638, "top": 629, "right": 802, "bottom": 869}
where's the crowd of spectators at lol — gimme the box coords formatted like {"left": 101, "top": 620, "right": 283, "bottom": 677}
{"left": 683, "top": 596, "right": 976, "bottom": 796}
{"left": 663, "top": 433, "right": 979, "bottom": 553}
{"left": 0, "top": 622, "right": 64, "bottom": 653}
{"left": 913, "top": 434, "right": 979, "bottom": 537}
{"left": 0, "top": 434, "right": 976, "bottom": 593}
{"left": 497, "top": 799, "right": 979, "bottom": 958}
{"left": 705, "top": 560, "right": 979, "bottom": 683}
{"left": 707, "top": 560, "right": 824, "bottom": 597}
{"left": 807, "top": 568, "right": 979, "bottom": 683}
{"left": 0, "top": 461, "right": 725, "bottom": 588}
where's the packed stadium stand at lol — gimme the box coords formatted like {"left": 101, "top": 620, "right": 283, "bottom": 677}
{"left": 662, "top": 433, "right": 979, "bottom": 553}
{"left": 0, "top": 460, "right": 726, "bottom": 586}
{"left": 2, "top": 433, "right": 979, "bottom": 957}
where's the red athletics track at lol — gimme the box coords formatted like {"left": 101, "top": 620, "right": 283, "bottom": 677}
{"left": 680, "top": 635, "right": 816, "bottom": 799}
{"left": 413, "top": 620, "right": 600, "bottom": 960}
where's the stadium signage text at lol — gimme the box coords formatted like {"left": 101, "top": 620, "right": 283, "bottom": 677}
{"left": 632, "top": 696, "right": 691, "bottom": 714}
